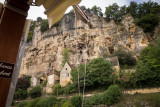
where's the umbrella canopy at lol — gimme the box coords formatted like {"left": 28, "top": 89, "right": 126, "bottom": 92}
{"left": 35, "top": 0, "right": 82, "bottom": 28}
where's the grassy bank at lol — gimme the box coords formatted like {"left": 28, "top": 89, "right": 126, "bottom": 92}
{"left": 113, "top": 93, "right": 160, "bottom": 107}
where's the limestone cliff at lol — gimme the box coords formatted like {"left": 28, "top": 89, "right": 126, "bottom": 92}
{"left": 20, "top": 13, "right": 154, "bottom": 77}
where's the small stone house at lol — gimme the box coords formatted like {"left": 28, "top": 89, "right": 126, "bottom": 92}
{"left": 46, "top": 71, "right": 60, "bottom": 93}
{"left": 60, "top": 62, "right": 72, "bottom": 87}
{"left": 106, "top": 56, "right": 120, "bottom": 72}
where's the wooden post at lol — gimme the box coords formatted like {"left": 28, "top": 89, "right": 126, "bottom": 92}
{"left": 0, "top": 0, "right": 29, "bottom": 107}
{"left": 6, "top": 20, "right": 31, "bottom": 107}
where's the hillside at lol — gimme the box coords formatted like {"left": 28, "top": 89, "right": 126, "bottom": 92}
{"left": 19, "top": 13, "right": 160, "bottom": 77}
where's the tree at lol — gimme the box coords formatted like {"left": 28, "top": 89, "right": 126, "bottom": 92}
{"left": 105, "top": 3, "right": 120, "bottom": 22}
{"left": 40, "top": 19, "right": 49, "bottom": 33}
{"left": 80, "top": 6, "right": 91, "bottom": 13}
{"left": 61, "top": 48, "right": 70, "bottom": 67}
{"left": 71, "top": 64, "right": 86, "bottom": 88}
{"left": 119, "top": 5, "right": 127, "bottom": 19}
{"left": 135, "top": 38, "right": 160, "bottom": 87}
{"left": 137, "top": 0, "right": 159, "bottom": 18}
{"left": 71, "top": 58, "right": 115, "bottom": 90}
{"left": 127, "top": 1, "right": 138, "bottom": 18}
{"left": 135, "top": 13, "right": 159, "bottom": 33}
{"left": 91, "top": 5, "right": 103, "bottom": 17}
{"left": 27, "top": 31, "right": 33, "bottom": 42}
{"left": 37, "top": 17, "right": 42, "bottom": 22}
{"left": 27, "top": 20, "right": 36, "bottom": 42}
{"left": 111, "top": 49, "right": 136, "bottom": 67}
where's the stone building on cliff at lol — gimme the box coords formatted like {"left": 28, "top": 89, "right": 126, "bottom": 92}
{"left": 60, "top": 62, "right": 72, "bottom": 87}
{"left": 46, "top": 71, "right": 60, "bottom": 93}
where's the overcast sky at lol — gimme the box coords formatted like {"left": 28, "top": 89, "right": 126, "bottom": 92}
{"left": 0, "top": 0, "right": 160, "bottom": 20}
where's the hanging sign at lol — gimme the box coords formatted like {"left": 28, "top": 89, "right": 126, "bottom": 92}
{"left": 0, "top": 61, "right": 14, "bottom": 78}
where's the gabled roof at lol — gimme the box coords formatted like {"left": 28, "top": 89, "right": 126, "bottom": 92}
{"left": 106, "top": 56, "right": 119, "bottom": 66}
{"left": 61, "top": 62, "right": 72, "bottom": 72}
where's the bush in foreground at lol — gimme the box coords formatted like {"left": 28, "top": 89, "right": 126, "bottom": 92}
{"left": 103, "top": 84, "right": 122, "bottom": 105}
{"left": 84, "top": 84, "right": 122, "bottom": 106}
{"left": 14, "top": 89, "right": 28, "bottom": 100}
{"left": 84, "top": 94, "right": 104, "bottom": 106}
{"left": 16, "top": 101, "right": 27, "bottom": 107}
{"left": 61, "top": 101, "right": 74, "bottom": 107}
{"left": 25, "top": 97, "right": 40, "bottom": 107}
{"left": 29, "top": 86, "right": 42, "bottom": 98}
{"left": 70, "top": 95, "right": 82, "bottom": 107}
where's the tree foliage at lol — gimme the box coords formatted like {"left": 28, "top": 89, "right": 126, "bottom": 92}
{"left": 135, "top": 38, "right": 160, "bottom": 87}
{"left": 61, "top": 48, "right": 70, "bottom": 67}
{"left": 105, "top": 3, "right": 120, "bottom": 22}
{"left": 27, "top": 21, "right": 36, "bottom": 42}
{"left": 40, "top": 19, "right": 49, "bottom": 33}
{"left": 111, "top": 49, "right": 136, "bottom": 67}
{"left": 29, "top": 86, "right": 42, "bottom": 98}
{"left": 126, "top": 1, "right": 138, "bottom": 18}
{"left": 70, "top": 95, "right": 82, "bottom": 107}
{"left": 76, "top": 5, "right": 103, "bottom": 17}
{"left": 135, "top": 13, "right": 159, "bottom": 33}
{"left": 91, "top": 5, "right": 103, "bottom": 17}
{"left": 14, "top": 89, "right": 28, "bottom": 100}
{"left": 84, "top": 85, "right": 122, "bottom": 106}
{"left": 104, "top": 0, "right": 160, "bottom": 32}
{"left": 71, "top": 58, "right": 115, "bottom": 90}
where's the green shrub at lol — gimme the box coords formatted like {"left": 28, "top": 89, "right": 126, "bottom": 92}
{"left": 52, "top": 84, "right": 64, "bottom": 96}
{"left": 103, "top": 85, "right": 122, "bottom": 105}
{"left": 61, "top": 101, "right": 74, "bottom": 107}
{"left": 16, "top": 101, "right": 27, "bottom": 107}
{"left": 14, "top": 89, "right": 28, "bottom": 100}
{"left": 61, "top": 48, "right": 70, "bottom": 67}
{"left": 29, "top": 86, "right": 42, "bottom": 98}
{"left": 53, "top": 98, "right": 67, "bottom": 107}
{"left": 135, "top": 39, "right": 160, "bottom": 88}
{"left": 11, "top": 100, "right": 15, "bottom": 106}
{"left": 117, "top": 71, "right": 137, "bottom": 89}
{"left": 71, "top": 58, "right": 115, "bottom": 91}
{"left": 27, "top": 32, "right": 33, "bottom": 42}
{"left": 45, "top": 96, "right": 57, "bottom": 107}
{"left": 111, "top": 49, "right": 136, "bottom": 67}
{"left": 52, "top": 83, "right": 77, "bottom": 96}
{"left": 70, "top": 95, "right": 82, "bottom": 107}
{"left": 35, "top": 98, "right": 47, "bottom": 107}
{"left": 135, "top": 13, "right": 159, "bottom": 33}
{"left": 25, "top": 98, "right": 40, "bottom": 107}
{"left": 40, "top": 19, "right": 49, "bottom": 33}
{"left": 24, "top": 75, "right": 31, "bottom": 84}
{"left": 41, "top": 80, "right": 47, "bottom": 87}
{"left": 33, "top": 96, "right": 57, "bottom": 107}
{"left": 84, "top": 85, "right": 122, "bottom": 106}
{"left": 63, "top": 82, "right": 77, "bottom": 95}
{"left": 84, "top": 94, "right": 104, "bottom": 106}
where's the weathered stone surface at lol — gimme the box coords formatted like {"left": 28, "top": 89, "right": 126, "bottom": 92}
{"left": 20, "top": 13, "right": 154, "bottom": 78}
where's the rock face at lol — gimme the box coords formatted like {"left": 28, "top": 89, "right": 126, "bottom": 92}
{"left": 20, "top": 13, "right": 151, "bottom": 77}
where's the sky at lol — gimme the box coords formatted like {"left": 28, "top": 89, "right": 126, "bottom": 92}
{"left": 0, "top": 0, "right": 160, "bottom": 20}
